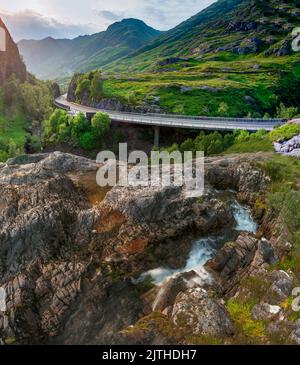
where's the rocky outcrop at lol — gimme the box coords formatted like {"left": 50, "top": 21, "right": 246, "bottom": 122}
{"left": 67, "top": 74, "right": 161, "bottom": 113}
{"left": 233, "top": 37, "right": 263, "bottom": 55}
{"left": 274, "top": 134, "right": 300, "bottom": 157}
{"left": 205, "top": 233, "right": 279, "bottom": 295}
{"left": 227, "top": 21, "right": 258, "bottom": 32}
{"left": 0, "top": 151, "right": 289, "bottom": 345}
{"left": 266, "top": 39, "right": 292, "bottom": 57}
{"left": 0, "top": 18, "right": 26, "bottom": 85}
{"left": 171, "top": 288, "right": 234, "bottom": 337}
{"left": 156, "top": 58, "right": 190, "bottom": 67}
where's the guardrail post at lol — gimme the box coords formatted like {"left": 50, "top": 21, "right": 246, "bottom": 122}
{"left": 154, "top": 126, "right": 160, "bottom": 147}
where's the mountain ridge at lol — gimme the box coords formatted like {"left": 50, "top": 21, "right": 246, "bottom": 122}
{"left": 18, "top": 18, "right": 161, "bottom": 79}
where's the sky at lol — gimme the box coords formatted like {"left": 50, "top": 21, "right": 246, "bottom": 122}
{"left": 0, "top": 0, "right": 216, "bottom": 41}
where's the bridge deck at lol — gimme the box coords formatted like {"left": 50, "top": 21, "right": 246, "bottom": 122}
{"left": 55, "top": 95, "right": 284, "bottom": 132}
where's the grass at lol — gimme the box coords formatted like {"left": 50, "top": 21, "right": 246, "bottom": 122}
{"left": 0, "top": 91, "right": 25, "bottom": 140}
{"left": 101, "top": 62, "right": 277, "bottom": 117}
{"left": 68, "top": 51, "right": 300, "bottom": 119}
{"left": 0, "top": 114, "right": 28, "bottom": 147}
{"left": 280, "top": 297, "right": 300, "bottom": 323}
{"left": 227, "top": 299, "right": 266, "bottom": 343}
{"left": 258, "top": 155, "right": 300, "bottom": 275}
{"left": 269, "top": 123, "right": 300, "bottom": 142}
{"left": 0, "top": 107, "right": 28, "bottom": 162}
{"left": 225, "top": 136, "right": 273, "bottom": 153}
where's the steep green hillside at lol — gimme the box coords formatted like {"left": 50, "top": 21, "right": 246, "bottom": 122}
{"left": 18, "top": 19, "right": 161, "bottom": 80}
{"left": 0, "top": 74, "right": 56, "bottom": 161}
{"left": 106, "top": 0, "right": 300, "bottom": 72}
{"left": 69, "top": 54, "right": 300, "bottom": 118}
{"left": 67, "top": 0, "right": 300, "bottom": 118}
{"left": 0, "top": 17, "right": 55, "bottom": 162}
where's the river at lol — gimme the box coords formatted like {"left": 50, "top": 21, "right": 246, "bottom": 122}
{"left": 137, "top": 199, "right": 258, "bottom": 285}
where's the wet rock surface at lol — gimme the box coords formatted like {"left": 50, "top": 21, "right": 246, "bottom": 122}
{"left": 0, "top": 151, "right": 296, "bottom": 344}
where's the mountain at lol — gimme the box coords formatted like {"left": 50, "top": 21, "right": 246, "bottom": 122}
{"left": 18, "top": 19, "right": 161, "bottom": 80}
{"left": 0, "top": 17, "right": 27, "bottom": 84}
{"left": 106, "top": 0, "right": 300, "bottom": 72}
{"left": 66, "top": 0, "right": 300, "bottom": 118}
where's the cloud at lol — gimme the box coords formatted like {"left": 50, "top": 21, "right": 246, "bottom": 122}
{"left": 0, "top": 9, "right": 98, "bottom": 41}
{"left": 95, "top": 0, "right": 216, "bottom": 31}
{"left": 0, "top": 1, "right": 217, "bottom": 40}
{"left": 137, "top": 0, "right": 216, "bottom": 30}
{"left": 98, "top": 10, "right": 125, "bottom": 22}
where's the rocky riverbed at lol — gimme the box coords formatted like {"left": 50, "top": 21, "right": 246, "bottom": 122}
{"left": 0, "top": 151, "right": 299, "bottom": 345}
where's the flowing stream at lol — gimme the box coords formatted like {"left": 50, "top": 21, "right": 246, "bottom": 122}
{"left": 137, "top": 200, "right": 258, "bottom": 285}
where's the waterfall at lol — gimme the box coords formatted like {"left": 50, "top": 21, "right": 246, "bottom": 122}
{"left": 137, "top": 200, "right": 258, "bottom": 286}
{"left": 232, "top": 201, "right": 258, "bottom": 234}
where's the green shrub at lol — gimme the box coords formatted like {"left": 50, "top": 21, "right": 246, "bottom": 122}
{"left": 235, "top": 130, "right": 250, "bottom": 142}
{"left": 218, "top": 102, "right": 229, "bottom": 115}
{"left": 44, "top": 109, "right": 111, "bottom": 150}
{"left": 57, "top": 123, "right": 70, "bottom": 142}
{"left": 27, "top": 135, "right": 42, "bottom": 153}
{"left": 0, "top": 150, "right": 8, "bottom": 162}
{"left": 91, "top": 112, "right": 111, "bottom": 138}
{"left": 70, "top": 112, "right": 90, "bottom": 142}
{"left": 8, "top": 139, "right": 21, "bottom": 158}
{"left": 269, "top": 123, "right": 300, "bottom": 142}
{"left": 46, "top": 109, "right": 70, "bottom": 137}
{"left": 79, "top": 131, "right": 96, "bottom": 150}
{"left": 90, "top": 71, "right": 103, "bottom": 102}
{"left": 223, "top": 133, "right": 235, "bottom": 148}
{"left": 180, "top": 138, "right": 195, "bottom": 153}
{"left": 75, "top": 78, "right": 91, "bottom": 100}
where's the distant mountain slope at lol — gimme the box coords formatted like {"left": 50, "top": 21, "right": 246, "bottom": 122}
{"left": 18, "top": 19, "right": 161, "bottom": 79}
{"left": 106, "top": 0, "right": 300, "bottom": 72}
{"left": 0, "top": 17, "right": 26, "bottom": 84}
{"left": 132, "top": 0, "right": 246, "bottom": 55}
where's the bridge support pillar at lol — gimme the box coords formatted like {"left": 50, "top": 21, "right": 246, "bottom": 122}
{"left": 154, "top": 126, "right": 160, "bottom": 147}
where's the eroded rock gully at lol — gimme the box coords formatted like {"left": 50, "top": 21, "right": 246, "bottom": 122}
{"left": 0, "top": 152, "right": 297, "bottom": 344}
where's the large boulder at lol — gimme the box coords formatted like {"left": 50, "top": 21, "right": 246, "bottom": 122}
{"left": 171, "top": 288, "right": 234, "bottom": 337}
{"left": 205, "top": 233, "right": 278, "bottom": 295}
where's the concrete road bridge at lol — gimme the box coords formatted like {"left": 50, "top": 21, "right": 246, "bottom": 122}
{"left": 55, "top": 94, "right": 284, "bottom": 146}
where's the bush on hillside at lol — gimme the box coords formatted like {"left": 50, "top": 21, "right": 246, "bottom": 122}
{"left": 44, "top": 110, "right": 112, "bottom": 150}
{"left": 276, "top": 103, "right": 298, "bottom": 120}
{"left": 166, "top": 128, "right": 272, "bottom": 156}
{"left": 269, "top": 123, "right": 300, "bottom": 142}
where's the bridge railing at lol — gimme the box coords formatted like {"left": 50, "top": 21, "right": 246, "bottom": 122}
{"left": 92, "top": 108, "right": 284, "bottom": 124}
{"left": 140, "top": 113, "right": 284, "bottom": 124}
{"left": 108, "top": 114, "right": 278, "bottom": 131}
{"left": 55, "top": 95, "right": 285, "bottom": 130}
{"left": 54, "top": 100, "right": 71, "bottom": 111}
